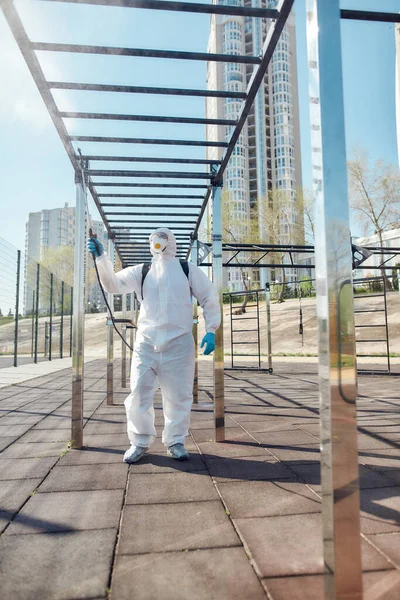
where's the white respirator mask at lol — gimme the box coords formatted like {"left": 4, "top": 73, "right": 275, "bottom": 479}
{"left": 150, "top": 232, "right": 169, "bottom": 254}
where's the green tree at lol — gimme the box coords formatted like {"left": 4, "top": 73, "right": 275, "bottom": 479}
{"left": 348, "top": 149, "right": 400, "bottom": 288}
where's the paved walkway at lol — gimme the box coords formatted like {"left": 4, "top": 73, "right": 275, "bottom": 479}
{"left": 0, "top": 360, "right": 399, "bottom": 599}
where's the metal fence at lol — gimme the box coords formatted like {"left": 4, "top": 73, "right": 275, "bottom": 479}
{"left": 0, "top": 237, "right": 73, "bottom": 367}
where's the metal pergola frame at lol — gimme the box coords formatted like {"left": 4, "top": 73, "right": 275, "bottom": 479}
{"left": 3, "top": 1, "right": 400, "bottom": 597}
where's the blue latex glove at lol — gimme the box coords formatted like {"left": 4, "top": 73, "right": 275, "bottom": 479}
{"left": 201, "top": 332, "right": 215, "bottom": 355}
{"left": 87, "top": 237, "right": 104, "bottom": 257}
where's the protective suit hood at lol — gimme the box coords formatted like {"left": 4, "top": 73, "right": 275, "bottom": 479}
{"left": 149, "top": 228, "right": 177, "bottom": 258}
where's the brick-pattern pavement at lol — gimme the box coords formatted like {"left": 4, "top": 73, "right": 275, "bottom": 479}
{"left": 0, "top": 360, "right": 399, "bottom": 599}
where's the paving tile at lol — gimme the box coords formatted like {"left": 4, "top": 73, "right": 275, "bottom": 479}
{"left": 126, "top": 472, "right": 218, "bottom": 504}
{"left": 205, "top": 455, "right": 296, "bottom": 482}
{"left": 78, "top": 433, "right": 129, "bottom": 447}
{"left": 38, "top": 463, "right": 128, "bottom": 492}
{"left": 0, "top": 529, "right": 116, "bottom": 600}
{"left": 0, "top": 436, "right": 19, "bottom": 452}
{"left": 0, "top": 415, "right": 42, "bottom": 426}
{"left": 0, "top": 478, "right": 42, "bottom": 534}
{"left": 359, "top": 449, "right": 400, "bottom": 471}
{"left": 217, "top": 481, "right": 320, "bottom": 518}
{"left": 81, "top": 422, "right": 128, "bottom": 435}
{"left": 367, "top": 533, "right": 400, "bottom": 569}
{"left": 360, "top": 486, "right": 400, "bottom": 531}
{"left": 149, "top": 436, "right": 198, "bottom": 454}
{"left": 254, "top": 430, "right": 318, "bottom": 447}
{"left": 111, "top": 547, "right": 266, "bottom": 600}
{"left": 234, "top": 513, "right": 392, "bottom": 578}
{"left": 269, "top": 444, "right": 320, "bottom": 463}
{"left": 59, "top": 446, "right": 126, "bottom": 466}
{"left": 263, "top": 574, "right": 324, "bottom": 600}
{"left": 127, "top": 453, "right": 206, "bottom": 474}
{"left": 289, "top": 463, "right": 397, "bottom": 492}
{"left": 118, "top": 501, "right": 240, "bottom": 554}
{"left": 198, "top": 441, "right": 268, "bottom": 459}
{"left": 6, "top": 489, "right": 124, "bottom": 535}
{"left": 0, "top": 457, "right": 59, "bottom": 480}
{"left": 0, "top": 441, "right": 67, "bottom": 459}
{"left": 17, "top": 429, "right": 71, "bottom": 443}
{"left": 0, "top": 424, "right": 35, "bottom": 436}
{"left": 363, "top": 570, "right": 400, "bottom": 600}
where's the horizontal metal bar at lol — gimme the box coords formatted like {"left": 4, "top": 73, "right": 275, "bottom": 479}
{"left": 108, "top": 219, "right": 197, "bottom": 223}
{"left": 231, "top": 341, "right": 258, "bottom": 345}
{"left": 51, "top": 82, "right": 246, "bottom": 99}
{"left": 99, "top": 195, "right": 203, "bottom": 200}
{"left": 104, "top": 211, "right": 199, "bottom": 216}
{"left": 201, "top": 262, "right": 316, "bottom": 268}
{"left": 61, "top": 112, "right": 236, "bottom": 126}
{"left": 88, "top": 170, "right": 212, "bottom": 179}
{"left": 81, "top": 155, "right": 222, "bottom": 165}
{"left": 101, "top": 203, "right": 202, "bottom": 207}
{"left": 39, "top": 0, "right": 280, "bottom": 19}
{"left": 340, "top": 10, "right": 400, "bottom": 23}
{"left": 231, "top": 353, "right": 259, "bottom": 357}
{"left": 92, "top": 182, "right": 209, "bottom": 188}
{"left": 354, "top": 309, "right": 385, "bottom": 314}
{"left": 112, "top": 228, "right": 192, "bottom": 233}
{"left": 355, "top": 324, "right": 386, "bottom": 328}
{"left": 356, "top": 340, "right": 388, "bottom": 343}
{"left": 353, "top": 293, "right": 384, "bottom": 299}
{"left": 70, "top": 136, "right": 229, "bottom": 148}
{"left": 32, "top": 42, "right": 260, "bottom": 64}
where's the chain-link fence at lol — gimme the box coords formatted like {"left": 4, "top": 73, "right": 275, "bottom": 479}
{"left": 0, "top": 237, "right": 73, "bottom": 367}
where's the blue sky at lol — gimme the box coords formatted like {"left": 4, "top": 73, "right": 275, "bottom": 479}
{"left": 0, "top": 0, "right": 399, "bottom": 258}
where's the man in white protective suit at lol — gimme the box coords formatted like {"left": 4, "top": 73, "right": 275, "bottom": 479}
{"left": 87, "top": 228, "right": 221, "bottom": 464}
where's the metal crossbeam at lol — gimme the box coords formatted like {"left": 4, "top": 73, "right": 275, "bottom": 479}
{"left": 71, "top": 136, "right": 229, "bottom": 148}
{"left": 51, "top": 82, "right": 246, "bottom": 99}
{"left": 32, "top": 42, "right": 261, "bottom": 64}
{"left": 81, "top": 155, "right": 222, "bottom": 165}
{"left": 88, "top": 170, "right": 213, "bottom": 179}
{"left": 38, "top": 0, "right": 280, "bottom": 19}
{"left": 92, "top": 182, "right": 209, "bottom": 188}
{"left": 60, "top": 112, "right": 236, "bottom": 125}
{"left": 340, "top": 10, "right": 400, "bottom": 23}
{"left": 99, "top": 196, "right": 203, "bottom": 200}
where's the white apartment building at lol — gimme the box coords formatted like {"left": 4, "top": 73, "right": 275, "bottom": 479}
{"left": 24, "top": 205, "right": 107, "bottom": 314}
{"left": 206, "top": 0, "right": 303, "bottom": 291}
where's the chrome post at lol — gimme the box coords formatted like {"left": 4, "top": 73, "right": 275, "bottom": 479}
{"left": 71, "top": 168, "right": 86, "bottom": 449}
{"left": 121, "top": 291, "right": 127, "bottom": 388}
{"left": 212, "top": 172, "right": 224, "bottom": 442}
{"left": 130, "top": 292, "right": 135, "bottom": 359}
{"left": 191, "top": 236, "right": 199, "bottom": 404}
{"left": 107, "top": 240, "right": 115, "bottom": 405}
{"left": 13, "top": 250, "right": 21, "bottom": 367}
{"left": 306, "top": 2, "right": 362, "bottom": 598}
{"left": 265, "top": 283, "right": 273, "bottom": 373}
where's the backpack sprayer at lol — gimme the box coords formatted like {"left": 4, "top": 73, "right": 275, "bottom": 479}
{"left": 88, "top": 228, "right": 135, "bottom": 351}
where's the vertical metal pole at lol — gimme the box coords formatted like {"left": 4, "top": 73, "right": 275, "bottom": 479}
{"left": 71, "top": 169, "right": 86, "bottom": 449}
{"left": 256, "top": 292, "right": 261, "bottom": 369}
{"left": 60, "top": 281, "right": 64, "bottom": 359}
{"left": 212, "top": 175, "right": 225, "bottom": 442}
{"left": 130, "top": 292, "right": 135, "bottom": 358}
{"left": 306, "top": 3, "right": 362, "bottom": 599}
{"left": 49, "top": 273, "right": 53, "bottom": 361}
{"left": 31, "top": 290, "right": 35, "bottom": 358}
{"left": 34, "top": 264, "right": 40, "bottom": 364}
{"left": 382, "top": 276, "right": 391, "bottom": 375}
{"left": 252, "top": 0, "right": 268, "bottom": 290}
{"left": 191, "top": 236, "right": 199, "bottom": 404}
{"left": 121, "top": 292, "right": 127, "bottom": 388}
{"left": 265, "top": 283, "right": 273, "bottom": 373}
{"left": 69, "top": 286, "right": 73, "bottom": 357}
{"left": 107, "top": 240, "right": 115, "bottom": 405}
{"left": 230, "top": 294, "right": 234, "bottom": 369}
{"left": 13, "top": 250, "right": 21, "bottom": 367}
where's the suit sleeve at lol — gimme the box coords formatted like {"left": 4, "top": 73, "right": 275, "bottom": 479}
{"left": 95, "top": 253, "right": 141, "bottom": 295}
{"left": 189, "top": 264, "right": 221, "bottom": 334}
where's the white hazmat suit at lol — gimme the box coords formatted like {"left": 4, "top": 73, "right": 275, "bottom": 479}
{"left": 95, "top": 228, "right": 221, "bottom": 449}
